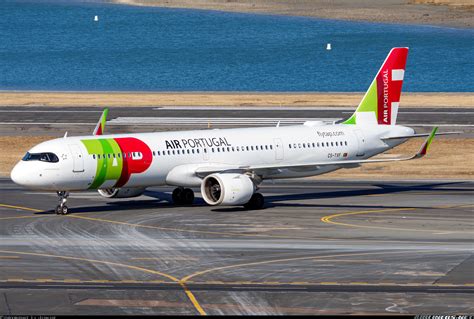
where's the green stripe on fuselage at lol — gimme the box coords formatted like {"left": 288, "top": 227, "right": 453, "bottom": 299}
{"left": 82, "top": 138, "right": 123, "bottom": 189}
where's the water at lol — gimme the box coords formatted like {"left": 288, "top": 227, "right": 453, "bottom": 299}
{"left": 0, "top": 0, "right": 473, "bottom": 92}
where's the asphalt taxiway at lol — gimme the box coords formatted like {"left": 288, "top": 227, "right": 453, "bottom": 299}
{"left": 1, "top": 106, "right": 473, "bottom": 136}
{"left": 0, "top": 178, "right": 472, "bottom": 315}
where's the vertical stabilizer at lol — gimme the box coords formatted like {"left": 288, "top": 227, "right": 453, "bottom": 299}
{"left": 93, "top": 108, "right": 109, "bottom": 136}
{"left": 343, "top": 47, "right": 408, "bottom": 126}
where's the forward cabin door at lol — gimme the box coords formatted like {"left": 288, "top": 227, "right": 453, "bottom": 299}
{"left": 273, "top": 138, "right": 284, "bottom": 161}
{"left": 68, "top": 144, "right": 85, "bottom": 172}
{"left": 354, "top": 129, "right": 366, "bottom": 157}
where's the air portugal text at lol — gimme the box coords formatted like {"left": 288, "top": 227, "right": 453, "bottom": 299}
{"left": 165, "top": 137, "right": 232, "bottom": 149}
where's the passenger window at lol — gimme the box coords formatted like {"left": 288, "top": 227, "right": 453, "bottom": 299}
{"left": 157, "top": 151, "right": 160, "bottom": 156}
{"left": 312, "top": 143, "right": 315, "bottom": 147}
{"left": 153, "top": 151, "right": 156, "bottom": 156}
{"left": 93, "top": 154, "right": 96, "bottom": 159}
{"left": 270, "top": 145, "right": 273, "bottom": 150}
{"left": 197, "top": 149, "right": 200, "bottom": 154}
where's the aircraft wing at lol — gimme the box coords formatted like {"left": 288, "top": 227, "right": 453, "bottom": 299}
{"left": 195, "top": 127, "right": 438, "bottom": 176}
{"left": 381, "top": 130, "right": 460, "bottom": 140}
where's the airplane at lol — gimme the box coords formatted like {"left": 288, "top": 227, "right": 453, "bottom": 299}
{"left": 10, "top": 47, "right": 452, "bottom": 215}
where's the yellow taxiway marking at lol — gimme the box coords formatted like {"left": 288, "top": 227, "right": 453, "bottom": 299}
{"left": 0, "top": 255, "right": 20, "bottom": 259}
{"left": 0, "top": 204, "right": 43, "bottom": 212}
{"left": 0, "top": 249, "right": 206, "bottom": 316}
{"left": 320, "top": 205, "right": 474, "bottom": 233}
{"left": 180, "top": 250, "right": 429, "bottom": 284}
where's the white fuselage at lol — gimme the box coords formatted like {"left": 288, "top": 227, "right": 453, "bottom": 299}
{"left": 10, "top": 123, "right": 413, "bottom": 191}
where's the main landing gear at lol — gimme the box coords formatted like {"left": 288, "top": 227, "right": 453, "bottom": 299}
{"left": 244, "top": 193, "right": 265, "bottom": 210}
{"left": 172, "top": 187, "right": 195, "bottom": 205}
{"left": 55, "top": 191, "right": 69, "bottom": 215}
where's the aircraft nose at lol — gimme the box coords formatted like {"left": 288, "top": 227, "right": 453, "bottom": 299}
{"left": 10, "top": 162, "right": 29, "bottom": 186}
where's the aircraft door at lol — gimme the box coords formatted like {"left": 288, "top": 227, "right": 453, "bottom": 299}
{"left": 68, "top": 144, "right": 85, "bottom": 172}
{"left": 354, "top": 129, "right": 366, "bottom": 156}
{"left": 273, "top": 138, "right": 284, "bottom": 160}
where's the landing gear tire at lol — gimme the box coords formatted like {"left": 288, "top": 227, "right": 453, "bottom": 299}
{"left": 182, "top": 188, "right": 194, "bottom": 205}
{"left": 56, "top": 205, "right": 68, "bottom": 215}
{"left": 56, "top": 191, "right": 70, "bottom": 215}
{"left": 244, "top": 193, "right": 264, "bottom": 210}
{"left": 172, "top": 187, "right": 183, "bottom": 204}
{"left": 172, "top": 187, "right": 194, "bottom": 205}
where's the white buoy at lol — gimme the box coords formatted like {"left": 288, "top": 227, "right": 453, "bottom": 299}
{"left": 326, "top": 43, "right": 332, "bottom": 50}
{"left": 94, "top": 15, "right": 99, "bottom": 22}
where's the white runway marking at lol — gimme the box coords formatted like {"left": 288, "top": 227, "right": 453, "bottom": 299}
{"left": 107, "top": 117, "right": 340, "bottom": 125}
{"left": 0, "top": 110, "right": 102, "bottom": 113}
{"left": 154, "top": 106, "right": 355, "bottom": 111}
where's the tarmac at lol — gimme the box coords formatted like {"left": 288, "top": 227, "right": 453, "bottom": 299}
{"left": 0, "top": 178, "right": 472, "bottom": 315}
{"left": 1, "top": 105, "right": 473, "bottom": 314}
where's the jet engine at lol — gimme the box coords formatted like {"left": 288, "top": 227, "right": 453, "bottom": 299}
{"left": 98, "top": 187, "right": 146, "bottom": 198}
{"left": 201, "top": 173, "right": 255, "bottom": 206}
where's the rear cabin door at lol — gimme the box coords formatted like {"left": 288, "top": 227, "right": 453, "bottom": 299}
{"left": 68, "top": 144, "right": 84, "bottom": 172}
{"left": 273, "top": 138, "right": 284, "bottom": 160}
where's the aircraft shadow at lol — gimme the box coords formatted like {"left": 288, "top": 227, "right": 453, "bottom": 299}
{"left": 32, "top": 181, "right": 469, "bottom": 215}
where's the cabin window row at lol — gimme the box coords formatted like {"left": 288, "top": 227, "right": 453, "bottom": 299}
{"left": 288, "top": 141, "right": 348, "bottom": 149}
{"left": 152, "top": 144, "right": 275, "bottom": 156}
{"left": 92, "top": 152, "right": 142, "bottom": 160}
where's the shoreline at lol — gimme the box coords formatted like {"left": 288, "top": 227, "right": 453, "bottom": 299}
{"left": 108, "top": 0, "right": 473, "bottom": 29}
{"left": 0, "top": 91, "right": 472, "bottom": 108}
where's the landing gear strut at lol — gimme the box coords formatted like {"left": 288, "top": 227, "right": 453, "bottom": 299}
{"left": 172, "top": 187, "right": 195, "bottom": 205}
{"left": 55, "top": 191, "right": 69, "bottom": 215}
{"left": 244, "top": 193, "right": 264, "bottom": 210}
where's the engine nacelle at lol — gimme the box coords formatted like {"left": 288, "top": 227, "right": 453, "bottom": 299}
{"left": 97, "top": 187, "right": 145, "bottom": 198}
{"left": 201, "top": 173, "right": 255, "bottom": 206}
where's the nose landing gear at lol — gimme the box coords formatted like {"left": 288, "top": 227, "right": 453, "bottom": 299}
{"left": 55, "top": 191, "right": 69, "bottom": 215}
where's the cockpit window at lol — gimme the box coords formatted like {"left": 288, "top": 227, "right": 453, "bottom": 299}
{"left": 22, "top": 152, "right": 59, "bottom": 163}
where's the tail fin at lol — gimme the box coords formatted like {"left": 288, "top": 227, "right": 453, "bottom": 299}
{"left": 93, "top": 108, "right": 108, "bottom": 136}
{"left": 343, "top": 47, "right": 408, "bottom": 126}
